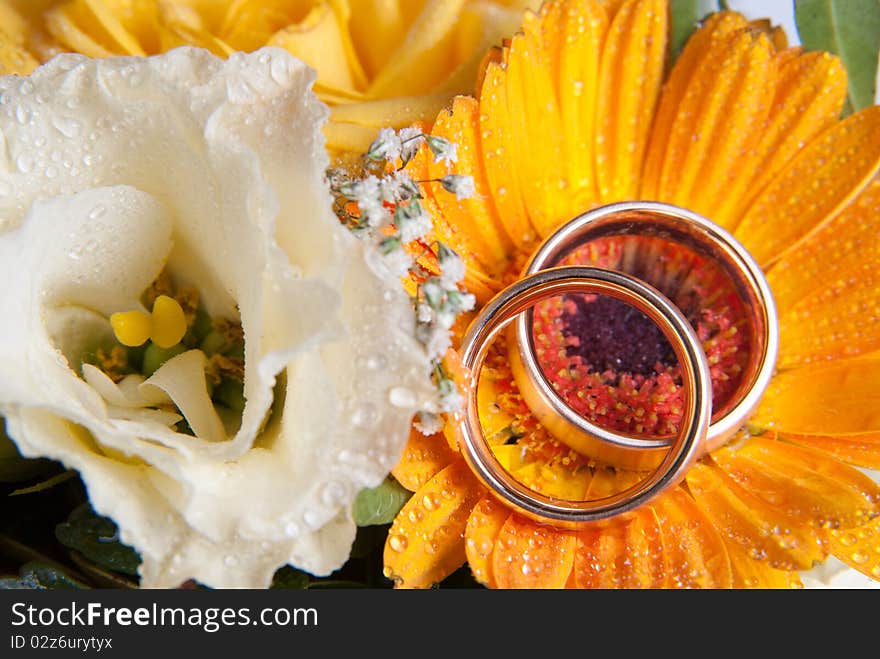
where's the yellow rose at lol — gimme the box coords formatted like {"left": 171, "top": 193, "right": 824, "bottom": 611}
{"left": 0, "top": 0, "right": 539, "bottom": 151}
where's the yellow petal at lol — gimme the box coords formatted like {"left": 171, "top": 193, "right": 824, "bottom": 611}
{"left": 328, "top": 94, "right": 450, "bottom": 128}
{"left": 492, "top": 514, "right": 576, "bottom": 588}
{"left": 642, "top": 11, "right": 749, "bottom": 199}
{"left": 595, "top": 0, "right": 667, "bottom": 203}
{"left": 558, "top": 0, "right": 608, "bottom": 217}
{"left": 712, "top": 437, "right": 880, "bottom": 530}
{"left": 464, "top": 496, "right": 511, "bottom": 587}
{"left": 266, "top": 2, "right": 363, "bottom": 93}
{"left": 46, "top": 2, "right": 118, "bottom": 58}
{"left": 686, "top": 461, "right": 827, "bottom": 571}
{"left": 768, "top": 180, "right": 880, "bottom": 313}
{"left": 347, "top": 0, "right": 406, "bottom": 78}
{"left": 322, "top": 120, "right": 382, "bottom": 155}
{"left": 751, "top": 356, "right": 880, "bottom": 436}
{"left": 391, "top": 426, "right": 459, "bottom": 493}
{"left": 82, "top": 0, "right": 151, "bottom": 54}
{"left": 778, "top": 431, "right": 880, "bottom": 470}
{"left": 504, "top": 13, "right": 567, "bottom": 236}
{"left": 428, "top": 96, "right": 513, "bottom": 275}
{"left": 0, "top": 28, "right": 39, "bottom": 76}
{"left": 734, "top": 106, "right": 880, "bottom": 266}
{"left": 367, "top": 0, "right": 467, "bottom": 98}
{"left": 384, "top": 460, "right": 484, "bottom": 589}
{"left": 828, "top": 517, "right": 880, "bottom": 582}
{"left": 654, "top": 27, "right": 776, "bottom": 223}
{"left": 651, "top": 486, "right": 734, "bottom": 587}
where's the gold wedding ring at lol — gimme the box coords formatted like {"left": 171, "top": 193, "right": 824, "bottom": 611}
{"left": 454, "top": 266, "right": 712, "bottom": 527}
{"left": 512, "top": 202, "right": 779, "bottom": 468}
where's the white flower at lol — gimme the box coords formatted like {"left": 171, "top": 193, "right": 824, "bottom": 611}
{"left": 425, "top": 135, "right": 458, "bottom": 166}
{"left": 0, "top": 47, "right": 434, "bottom": 588}
{"left": 440, "top": 174, "right": 476, "bottom": 201}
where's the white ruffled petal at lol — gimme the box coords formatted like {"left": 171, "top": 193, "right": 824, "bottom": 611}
{"left": 0, "top": 48, "right": 433, "bottom": 588}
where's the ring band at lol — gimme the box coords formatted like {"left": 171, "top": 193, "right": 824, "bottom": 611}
{"left": 454, "top": 266, "right": 711, "bottom": 527}
{"left": 513, "top": 202, "right": 778, "bottom": 465}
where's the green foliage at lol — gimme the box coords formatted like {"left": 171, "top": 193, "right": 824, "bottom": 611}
{"left": 270, "top": 566, "right": 310, "bottom": 589}
{"left": 670, "top": 0, "right": 720, "bottom": 58}
{"left": 0, "top": 419, "right": 54, "bottom": 483}
{"left": 0, "top": 562, "right": 89, "bottom": 590}
{"left": 796, "top": 0, "right": 880, "bottom": 112}
{"left": 352, "top": 477, "right": 411, "bottom": 526}
{"left": 55, "top": 504, "right": 141, "bottom": 577}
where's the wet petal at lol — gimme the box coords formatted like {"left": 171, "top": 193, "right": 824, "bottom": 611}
{"left": 712, "top": 437, "right": 880, "bottom": 530}
{"left": 596, "top": 0, "right": 667, "bottom": 203}
{"left": 686, "top": 461, "right": 826, "bottom": 571}
{"left": 653, "top": 27, "right": 776, "bottom": 224}
{"left": 651, "top": 486, "right": 734, "bottom": 587}
{"left": 778, "top": 431, "right": 880, "bottom": 470}
{"left": 751, "top": 356, "right": 880, "bottom": 436}
{"left": 734, "top": 106, "right": 880, "bottom": 266}
{"left": 727, "top": 540, "right": 803, "bottom": 589}
{"left": 384, "top": 461, "right": 485, "bottom": 588}
{"left": 642, "top": 11, "right": 749, "bottom": 199}
{"left": 428, "top": 96, "right": 512, "bottom": 274}
{"left": 828, "top": 517, "right": 880, "bottom": 582}
{"left": 464, "top": 496, "right": 511, "bottom": 587}
{"left": 492, "top": 514, "right": 576, "bottom": 588}
{"left": 391, "top": 426, "right": 459, "bottom": 493}
{"left": 573, "top": 507, "right": 664, "bottom": 588}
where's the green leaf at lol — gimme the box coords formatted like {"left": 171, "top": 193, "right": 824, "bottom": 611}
{"left": 0, "top": 562, "right": 89, "bottom": 590}
{"left": 55, "top": 504, "right": 141, "bottom": 577}
{"left": 795, "top": 0, "right": 880, "bottom": 112}
{"left": 270, "top": 566, "right": 310, "bottom": 589}
{"left": 352, "top": 477, "right": 411, "bottom": 526}
{"left": 670, "top": 0, "right": 720, "bottom": 58}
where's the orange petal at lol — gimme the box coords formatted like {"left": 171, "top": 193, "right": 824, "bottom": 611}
{"left": 492, "top": 514, "right": 576, "bottom": 588}
{"left": 751, "top": 356, "right": 880, "bottom": 436}
{"left": 557, "top": 0, "right": 608, "bottom": 216}
{"left": 595, "top": 0, "right": 667, "bottom": 203}
{"left": 734, "top": 106, "right": 880, "bottom": 266}
{"left": 827, "top": 517, "right": 880, "bottom": 582}
{"left": 651, "top": 486, "right": 734, "bottom": 587}
{"left": 768, "top": 180, "right": 880, "bottom": 313}
{"left": 384, "top": 460, "right": 485, "bottom": 589}
{"left": 712, "top": 51, "right": 847, "bottom": 228}
{"left": 642, "top": 11, "right": 749, "bottom": 199}
{"left": 778, "top": 431, "right": 880, "bottom": 470}
{"left": 727, "top": 541, "right": 803, "bottom": 589}
{"left": 654, "top": 27, "right": 776, "bottom": 224}
{"left": 686, "top": 461, "right": 826, "bottom": 571}
{"left": 478, "top": 60, "right": 537, "bottom": 250}
{"left": 712, "top": 437, "right": 880, "bottom": 530}
{"left": 464, "top": 496, "right": 511, "bottom": 587}
{"left": 391, "top": 426, "right": 460, "bottom": 493}
{"left": 428, "top": 96, "right": 512, "bottom": 275}
{"left": 777, "top": 261, "right": 880, "bottom": 369}
{"left": 573, "top": 507, "right": 664, "bottom": 588}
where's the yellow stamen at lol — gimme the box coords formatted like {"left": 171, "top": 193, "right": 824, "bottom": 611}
{"left": 110, "top": 310, "right": 151, "bottom": 347}
{"left": 150, "top": 295, "right": 187, "bottom": 349}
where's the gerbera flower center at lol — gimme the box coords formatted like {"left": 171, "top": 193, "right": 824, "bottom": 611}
{"left": 529, "top": 234, "right": 749, "bottom": 438}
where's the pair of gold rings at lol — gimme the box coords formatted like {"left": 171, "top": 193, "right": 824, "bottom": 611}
{"left": 452, "top": 202, "right": 778, "bottom": 528}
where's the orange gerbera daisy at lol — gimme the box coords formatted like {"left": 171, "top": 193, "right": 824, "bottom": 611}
{"left": 383, "top": 0, "right": 880, "bottom": 589}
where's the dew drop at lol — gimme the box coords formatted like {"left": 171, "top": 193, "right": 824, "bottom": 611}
{"left": 15, "top": 154, "right": 34, "bottom": 174}
{"left": 89, "top": 205, "right": 107, "bottom": 220}
{"left": 284, "top": 521, "right": 301, "bottom": 538}
{"left": 389, "top": 534, "right": 407, "bottom": 552}
{"left": 224, "top": 555, "right": 239, "bottom": 567}
{"left": 351, "top": 403, "right": 378, "bottom": 428}
{"left": 52, "top": 116, "right": 83, "bottom": 138}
